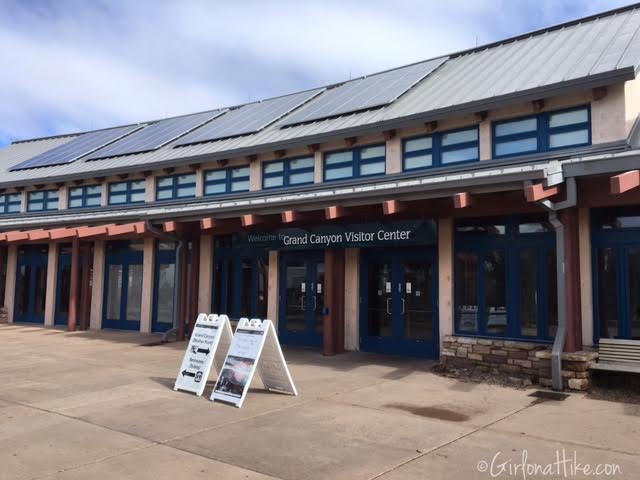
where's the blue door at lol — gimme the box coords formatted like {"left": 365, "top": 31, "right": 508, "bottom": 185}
{"left": 54, "top": 253, "right": 71, "bottom": 326}
{"left": 360, "top": 248, "right": 439, "bottom": 358}
{"left": 152, "top": 247, "right": 176, "bottom": 333}
{"left": 14, "top": 247, "right": 48, "bottom": 324}
{"left": 103, "top": 250, "right": 143, "bottom": 330}
{"left": 278, "top": 251, "right": 324, "bottom": 347}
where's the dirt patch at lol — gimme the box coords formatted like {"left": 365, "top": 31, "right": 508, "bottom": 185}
{"left": 384, "top": 402, "right": 469, "bottom": 422}
{"left": 431, "top": 363, "right": 534, "bottom": 390}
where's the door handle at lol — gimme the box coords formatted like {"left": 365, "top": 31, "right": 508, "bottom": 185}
{"left": 300, "top": 295, "right": 306, "bottom": 311}
{"left": 401, "top": 298, "right": 405, "bottom": 315}
{"left": 386, "top": 297, "right": 392, "bottom": 315}
{"left": 312, "top": 295, "right": 317, "bottom": 311}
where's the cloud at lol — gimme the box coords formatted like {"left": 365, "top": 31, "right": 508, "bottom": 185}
{"left": 0, "top": 0, "right": 633, "bottom": 145}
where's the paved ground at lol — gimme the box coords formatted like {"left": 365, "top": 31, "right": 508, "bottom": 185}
{"left": 0, "top": 324, "right": 638, "bottom": 480}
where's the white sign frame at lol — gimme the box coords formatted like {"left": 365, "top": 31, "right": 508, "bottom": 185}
{"left": 211, "top": 318, "right": 297, "bottom": 408}
{"left": 174, "top": 313, "right": 233, "bottom": 396}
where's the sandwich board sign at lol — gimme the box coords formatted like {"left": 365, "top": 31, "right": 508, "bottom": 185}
{"left": 211, "top": 318, "right": 297, "bottom": 408}
{"left": 174, "top": 313, "right": 233, "bottom": 396}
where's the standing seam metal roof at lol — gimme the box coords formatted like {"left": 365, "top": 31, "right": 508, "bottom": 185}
{"left": 1, "top": 4, "right": 640, "bottom": 187}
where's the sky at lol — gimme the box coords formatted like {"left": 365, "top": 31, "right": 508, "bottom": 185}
{"left": 0, "top": 0, "right": 634, "bottom": 147}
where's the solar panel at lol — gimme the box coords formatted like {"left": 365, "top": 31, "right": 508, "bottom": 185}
{"left": 174, "top": 88, "right": 323, "bottom": 147}
{"left": 86, "top": 110, "right": 225, "bottom": 160}
{"left": 10, "top": 125, "right": 142, "bottom": 171}
{"left": 280, "top": 57, "right": 448, "bottom": 126}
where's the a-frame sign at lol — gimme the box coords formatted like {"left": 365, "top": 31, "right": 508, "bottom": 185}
{"left": 174, "top": 313, "right": 233, "bottom": 396}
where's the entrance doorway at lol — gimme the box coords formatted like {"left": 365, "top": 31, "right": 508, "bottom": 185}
{"left": 152, "top": 242, "right": 176, "bottom": 333}
{"left": 54, "top": 252, "right": 71, "bottom": 326}
{"left": 279, "top": 251, "right": 324, "bottom": 347}
{"left": 103, "top": 242, "right": 144, "bottom": 330}
{"left": 15, "top": 245, "right": 48, "bottom": 324}
{"left": 360, "top": 248, "right": 438, "bottom": 357}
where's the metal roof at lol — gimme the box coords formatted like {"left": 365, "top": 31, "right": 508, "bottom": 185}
{"left": 2, "top": 4, "right": 640, "bottom": 187}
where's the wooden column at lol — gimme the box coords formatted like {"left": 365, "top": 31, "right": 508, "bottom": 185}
{"left": 0, "top": 246, "right": 5, "bottom": 305}
{"left": 79, "top": 243, "right": 91, "bottom": 330}
{"left": 188, "top": 235, "right": 200, "bottom": 336}
{"left": 323, "top": 249, "right": 336, "bottom": 356}
{"left": 68, "top": 236, "right": 80, "bottom": 332}
{"left": 176, "top": 241, "right": 189, "bottom": 341}
{"left": 560, "top": 208, "right": 582, "bottom": 352}
{"left": 334, "top": 250, "right": 345, "bottom": 354}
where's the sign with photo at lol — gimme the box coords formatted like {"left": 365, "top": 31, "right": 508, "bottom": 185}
{"left": 174, "top": 313, "right": 233, "bottom": 396}
{"left": 211, "top": 318, "right": 297, "bottom": 408}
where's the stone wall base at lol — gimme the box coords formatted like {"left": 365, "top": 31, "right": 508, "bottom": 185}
{"left": 440, "top": 335, "right": 598, "bottom": 391}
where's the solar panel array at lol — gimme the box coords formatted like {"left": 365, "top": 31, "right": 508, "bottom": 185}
{"left": 175, "top": 88, "right": 324, "bottom": 147}
{"left": 10, "top": 125, "right": 142, "bottom": 171}
{"left": 86, "top": 110, "right": 225, "bottom": 160}
{"left": 280, "top": 57, "right": 448, "bottom": 126}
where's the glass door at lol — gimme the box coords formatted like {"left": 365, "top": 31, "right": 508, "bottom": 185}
{"left": 278, "top": 251, "right": 324, "bottom": 347}
{"left": 103, "top": 250, "right": 143, "bottom": 330}
{"left": 360, "top": 248, "right": 438, "bottom": 358}
{"left": 54, "top": 253, "right": 71, "bottom": 325}
{"left": 152, "top": 245, "right": 176, "bottom": 333}
{"left": 15, "top": 248, "right": 48, "bottom": 324}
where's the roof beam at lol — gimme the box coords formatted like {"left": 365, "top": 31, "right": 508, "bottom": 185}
{"left": 344, "top": 137, "right": 357, "bottom": 147}
{"left": 163, "top": 221, "right": 182, "bottom": 233}
{"left": 77, "top": 224, "right": 111, "bottom": 239}
{"left": 281, "top": 210, "right": 301, "bottom": 223}
{"left": 27, "top": 229, "right": 51, "bottom": 241}
{"left": 200, "top": 217, "right": 218, "bottom": 231}
{"left": 49, "top": 227, "right": 78, "bottom": 240}
{"left": 610, "top": 170, "right": 640, "bottom": 194}
{"left": 382, "top": 200, "right": 406, "bottom": 215}
{"left": 241, "top": 214, "right": 263, "bottom": 227}
{"left": 425, "top": 121, "right": 438, "bottom": 133}
{"left": 5, "top": 231, "right": 29, "bottom": 242}
{"left": 593, "top": 86, "right": 608, "bottom": 101}
{"left": 532, "top": 99, "right": 545, "bottom": 112}
{"left": 453, "top": 192, "right": 474, "bottom": 208}
{"left": 325, "top": 205, "right": 347, "bottom": 220}
{"left": 525, "top": 183, "right": 560, "bottom": 202}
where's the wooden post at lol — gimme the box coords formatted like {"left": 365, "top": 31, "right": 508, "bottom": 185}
{"left": 188, "top": 235, "right": 200, "bottom": 336}
{"left": 323, "top": 249, "right": 336, "bottom": 356}
{"left": 560, "top": 208, "right": 582, "bottom": 352}
{"left": 334, "top": 250, "right": 345, "bottom": 354}
{"left": 79, "top": 243, "right": 91, "bottom": 330}
{"left": 177, "top": 241, "right": 189, "bottom": 341}
{"left": 68, "top": 237, "right": 80, "bottom": 332}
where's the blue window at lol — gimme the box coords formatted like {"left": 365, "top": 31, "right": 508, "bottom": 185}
{"left": 0, "top": 193, "right": 22, "bottom": 214}
{"left": 108, "top": 180, "right": 146, "bottom": 205}
{"left": 27, "top": 189, "right": 59, "bottom": 212}
{"left": 455, "top": 217, "right": 557, "bottom": 341}
{"left": 493, "top": 106, "right": 590, "bottom": 158}
{"left": 68, "top": 185, "right": 102, "bottom": 209}
{"left": 156, "top": 173, "right": 196, "bottom": 201}
{"left": 403, "top": 126, "right": 479, "bottom": 171}
{"left": 204, "top": 166, "right": 250, "bottom": 196}
{"left": 263, "top": 156, "right": 314, "bottom": 189}
{"left": 591, "top": 207, "right": 640, "bottom": 341}
{"left": 324, "top": 144, "right": 385, "bottom": 181}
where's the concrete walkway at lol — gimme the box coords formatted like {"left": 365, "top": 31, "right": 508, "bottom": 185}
{"left": 0, "top": 324, "right": 638, "bottom": 480}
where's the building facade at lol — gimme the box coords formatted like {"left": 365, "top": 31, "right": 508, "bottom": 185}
{"left": 2, "top": 5, "right": 640, "bottom": 390}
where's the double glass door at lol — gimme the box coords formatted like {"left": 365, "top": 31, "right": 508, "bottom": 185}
{"left": 54, "top": 253, "right": 72, "bottom": 326}
{"left": 279, "top": 252, "right": 324, "bottom": 346}
{"left": 103, "top": 248, "right": 143, "bottom": 330}
{"left": 152, "top": 245, "right": 176, "bottom": 333}
{"left": 360, "top": 249, "right": 438, "bottom": 357}
{"left": 15, "top": 247, "right": 48, "bottom": 324}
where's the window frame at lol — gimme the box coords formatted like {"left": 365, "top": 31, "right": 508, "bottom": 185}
{"left": 454, "top": 216, "right": 556, "bottom": 342}
{"left": 155, "top": 173, "right": 197, "bottom": 201}
{"left": 0, "top": 193, "right": 22, "bottom": 215}
{"left": 492, "top": 105, "right": 591, "bottom": 159}
{"left": 68, "top": 184, "right": 103, "bottom": 209}
{"left": 402, "top": 125, "right": 480, "bottom": 172}
{"left": 203, "top": 166, "right": 251, "bottom": 197}
{"left": 323, "top": 143, "right": 386, "bottom": 182}
{"left": 262, "top": 156, "right": 315, "bottom": 190}
{"left": 27, "top": 189, "right": 59, "bottom": 212}
{"left": 108, "top": 180, "right": 146, "bottom": 206}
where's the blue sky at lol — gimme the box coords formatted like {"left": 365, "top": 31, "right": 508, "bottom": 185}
{"left": 0, "top": 0, "right": 633, "bottom": 147}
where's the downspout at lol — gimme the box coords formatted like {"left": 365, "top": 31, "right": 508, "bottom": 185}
{"left": 145, "top": 221, "right": 185, "bottom": 343}
{"left": 530, "top": 177, "right": 577, "bottom": 391}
